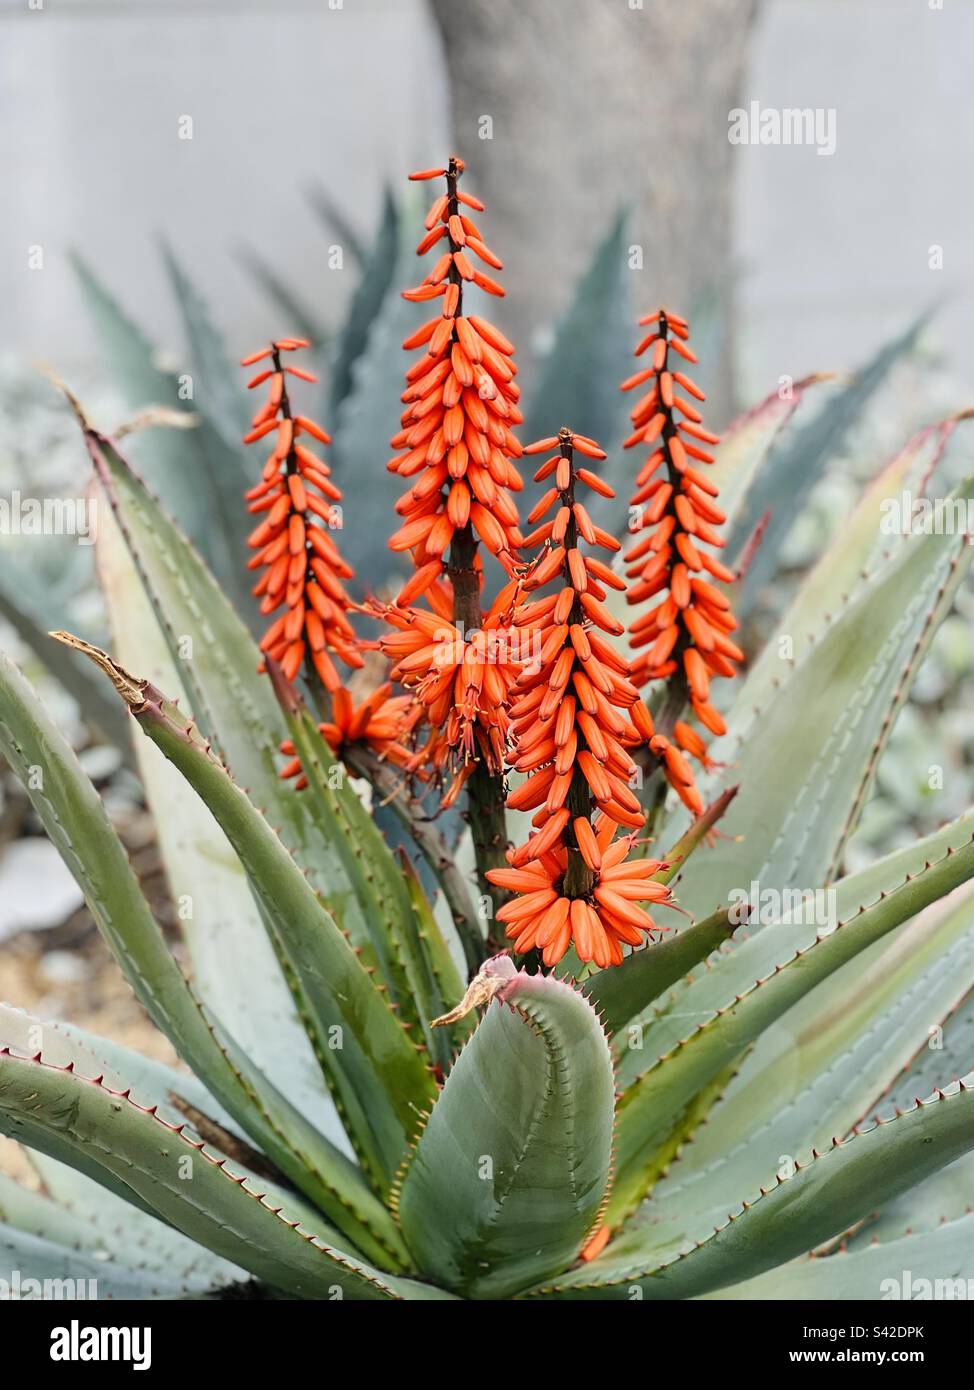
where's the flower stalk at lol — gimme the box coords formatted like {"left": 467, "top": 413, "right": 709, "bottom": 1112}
{"left": 621, "top": 308, "right": 742, "bottom": 812}
{"left": 386, "top": 155, "right": 526, "bottom": 926}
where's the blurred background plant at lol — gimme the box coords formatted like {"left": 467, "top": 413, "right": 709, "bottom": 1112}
{"left": 3, "top": 0, "right": 974, "bottom": 1176}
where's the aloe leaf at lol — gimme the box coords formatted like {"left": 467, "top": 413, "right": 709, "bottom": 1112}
{"left": 70, "top": 255, "right": 249, "bottom": 610}
{"left": 0, "top": 1049, "right": 402, "bottom": 1301}
{"left": 728, "top": 313, "right": 927, "bottom": 599}
{"left": 619, "top": 805, "right": 974, "bottom": 1087}
{"left": 741, "top": 414, "right": 970, "bottom": 715}
{"left": 0, "top": 647, "right": 405, "bottom": 1267}
{"left": 585, "top": 788, "right": 742, "bottom": 1034}
{"left": 345, "top": 743, "right": 482, "bottom": 978}
{"left": 235, "top": 244, "right": 329, "bottom": 348}
{"left": 625, "top": 887, "right": 974, "bottom": 1262}
{"left": 79, "top": 416, "right": 407, "bottom": 996}
{"left": 60, "top": 634, "right": 436, "bottom": 1192}
{"left": 670, "top": 474, "right": 974, "bottom": 924}
{"left": 843, "top": 985, "right": 974, "bottom": 1246}
{"left": 398, "top": 850, "right": 475, "bottom": 1068}
{"left": 161, "top": 241, "right": 250, "bottom": 448}
{"left": 0, "top": 1170, "right": 242, "bottom": 1297}
{"left": 0, "top": 1223, "right": 195, "bottom": 1300}
{"left": 269, "top": 673, "right": 430, "bottom": 1039}
{"left": 398, "top": 960, "right": 614, "bottom": 1299}
{"left": 523, "top": 212, "right": 631, "bottom": 508}
{"left": 586, "top": 908, "right": 738, "bottom": 1037}
{"left": 0, "top": 1003, "right": 235, "bottom": 1132}
{"left": 305, "top": 182, "right": 369, "bottom": 268}
{"left": 675, "top": 887, "right": 974, "bottom": 1181}
{"left": 528, "top": 1078, "right": 974, "bottom": 1300}
{"left": 609, "top": 831, "right": 974, "bottom": 1219}
{"left": 328, "top": 185, "right": 399, "bottom": 417}
{"left": 0, "top": 1170, "right": 109, "bottom": 1251}
{"left": 0, "top": 1003, "right": 374, "bottom": 1288}
{"left": 95, "top": 499, "right": 350, "bottom": 1149}
{"left": 701, "top": 374, "right": 829, "bottom": 539}
{"left": 708, "top": 1212, "right": 974, "bottom": 1300}
{"left": 0, "top": 578, "right": 131, "bottom": 755}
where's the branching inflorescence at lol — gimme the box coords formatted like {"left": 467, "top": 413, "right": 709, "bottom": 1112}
{"left": 377, "top": 157, "right": 526, "bottom": 894}
{"left": 240, "top": 177, "right": 743, "bottom": 975}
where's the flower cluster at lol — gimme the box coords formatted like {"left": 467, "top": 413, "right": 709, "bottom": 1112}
{"left": 279, "top": 683, "right": 419, "bottom": 791}
{"left": 375, "top": 577, "right": 525, "bottom": 807}
{"left": 389, "top": 156, "right": 525, "bottom": 601}
{"left": 621, "top": 308, "right": 741, "bottom": 799}
{"left": 486, "top": 430, "right": 674, "bottom": 967}
{"left": 241, "top": 167, "right": 736, "bottom": 976}
{"left": 242, "top": 340, "right": 361, "bottom": 688}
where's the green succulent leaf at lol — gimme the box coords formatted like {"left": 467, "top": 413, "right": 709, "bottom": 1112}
{"left": 708, "top": 1212, "right": 974, "bottom": 1300}
{"left": 76, "top": 648, "right": 437, "bottom": 1193}
{"left": 0, "top": 578, "right": 131, "bottom": 756}
{"left": 728, "top": 313, "right": 927, "bottom": 601}
{"left": 0, "top": 1222, "right": 195, "bottom": 1301}
{"left": 0, "top": 1049, "right": 402, "bottom": 1301}
{"left": 528, "top": 1078, "right": 974, "bottom": 1300}
{"left": 840, "top": 985, "right": 974, "bottom": 1247}
{"left": 623, "top": 885, "right": 974, "bottom": 1263}
{"left": 398, "top": 850, "right": 475, "bottom": 1069}
{"left": 740, "top": 414, "right": 971, "bottom": 714}
{"left": 0, "top": 1168, "right": 243, "bottom": 1298}
{"left": 585, "top": 908, "right": 738, "bottom": 1037}
{"left": 330, "top": 184, "right": 429, "bottom": 585}
{"left": 70, "top": 255, "right": 251, "bottom": 614}
{"left": 0, "top": 649, "right": 404, "bottom": 1267}
{"left": 270, "top": 677, "right": 432, "bottom": 1046}
{"left": 328, "top": 185, "right": 399, "bottom": 418}
{"left": 523, "top": 212, "right": 631, "bottom": 508}
{"left": 707, "top": 374, "right": 829, "bottom": 538}
{"left": 609, "top": 829, "right": 974, "bottom": 1219}
{"left": 162, "top": 241, "right": 250, "bottom": 448}
{"left": 398, "top": 961, "right": 614, "bottom": 1299}
{"left": 79, "top": 416, "right": 410, "bottom": 1000}
{"left": 670, "top": 473, "right": 974, "bottom": 924}
{"left": 94, "top": 496, "right": 348, "bottom": 1150}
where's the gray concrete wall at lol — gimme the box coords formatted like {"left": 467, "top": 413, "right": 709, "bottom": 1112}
{"left": 2, "top": 0, "right": 971, "bottom": 396}
{"left": 1, "top": 0, "right": 448, "bottom": 362}
{"left": 735, "top": 0, "right": 973, "bottom": 394}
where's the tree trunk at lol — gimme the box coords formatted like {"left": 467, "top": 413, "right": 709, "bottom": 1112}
{"left": 429, "top": 0, "right": 759, "bottom": 423}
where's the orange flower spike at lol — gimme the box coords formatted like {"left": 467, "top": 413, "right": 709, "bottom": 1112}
{"left": 620, "top": 308, "right": 740, "bottom": 805}
{"left": 241, "top": 340, "right": 361, "bottom": 692}
{"left": 392, "top": 156, "right": 524, "bottom": 602}
{"left": 487, "top": 428, "right": 677, "bottom": 967}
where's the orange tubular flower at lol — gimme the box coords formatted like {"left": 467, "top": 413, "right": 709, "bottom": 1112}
{"left": 242, "top": 339, "right": 362, "bottom": 689}
{"left": 375, "top": 576, "right": 525, "bottom": 808}
{"left": 279, "top": 683, "right": 420, "bottom": 790}
{"left": 486, "top": 429, "right": 675, "bottom": 968}
{"left": 620, "top": 308, "right": 742, "bottom": 807}
{"left": 390, "top": 156, "right": 525, "bottom": 600}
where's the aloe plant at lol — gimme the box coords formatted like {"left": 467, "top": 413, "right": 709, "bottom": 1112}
{"left": 2, "top": 160, "right": 974, "bottom": 1304}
